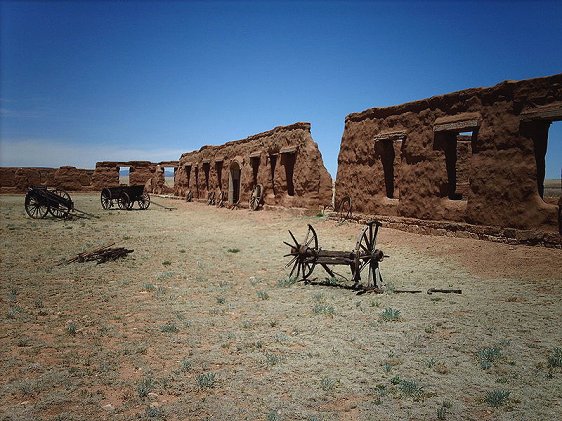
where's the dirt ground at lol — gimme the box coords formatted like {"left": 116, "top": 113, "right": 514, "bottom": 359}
{"left": 1, "top": 193, "right": 561, "bottom": 421}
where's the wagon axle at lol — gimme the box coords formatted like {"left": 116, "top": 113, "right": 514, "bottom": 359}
{"left": 284, "top": 221, "right": 386, "bottom": 289}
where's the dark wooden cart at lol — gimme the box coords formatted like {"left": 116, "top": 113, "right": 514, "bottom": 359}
{"left": 284, "top": 220, "right": 385, "bottom": 289}
{"left": 100, "top": 185, "right": 150, "bottom": 210}
{"left": 24, "top": 186, "right": 74, "bottom": 219}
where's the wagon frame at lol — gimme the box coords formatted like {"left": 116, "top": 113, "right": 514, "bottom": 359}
{"left": 100, "top": 185, "right": 150, "bottom": 210}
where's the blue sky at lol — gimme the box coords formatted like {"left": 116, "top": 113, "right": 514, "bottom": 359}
{"left": 1, "top": 0, "right": 561, "bottom": 178}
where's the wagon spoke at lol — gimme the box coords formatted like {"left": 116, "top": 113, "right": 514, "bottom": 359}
{"left": 288, "top": 230, "right": 300, "bottom": 248}
{"left": 285, "top": 255, "right": 298, "bottom": 268}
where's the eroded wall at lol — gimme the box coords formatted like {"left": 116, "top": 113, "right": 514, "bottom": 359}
{"left": 336, "top": 74, "right": 562, "bottom": 230}
{"left": 174, "top": 122, "right": 332, "bottom": 209}
{"left": 0, "top": 167, "right": 94, "bottom": 193}
{"left": 92, "top": 161, "right": 158, "bottom": 189}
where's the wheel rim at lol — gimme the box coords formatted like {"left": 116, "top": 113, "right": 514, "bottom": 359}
{"left": 138, "top": 192, "right": 150, "bottom": 209}
{"left": 353, "top": 221, "right": 381, "bottom": 287}
{"left": 101, "top": 189, "right": 112, "bottom": 209}
{"left": 49, "top": 189, "right": 72, "bottom": 218}
{"left": 25, "top": 193, "right": 49, "bottom": 219}
{"left": 118, "top": 192, "right": 131, "bottom": 210}
{"left": 285, "top": 224, "right": 318, "bottom": 281}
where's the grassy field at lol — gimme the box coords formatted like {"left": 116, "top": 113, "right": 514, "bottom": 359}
{"left": 1, "top": 193, "right": 561, "bottom": 421}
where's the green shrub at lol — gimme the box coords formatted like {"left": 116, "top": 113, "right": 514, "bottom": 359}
{"left": 485, "top": 389, "right": 510, "bottom": 407}
{"left": 380, "top": 308, "right": 400, "bottom": 321}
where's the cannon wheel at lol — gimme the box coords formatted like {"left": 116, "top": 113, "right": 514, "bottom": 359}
{"left": 186, "top": 190, "right": 193, "bottom": 202}
{"left": 353, "top": 221, "right": 383, "bottom": 288}
{"left": 285, "top": 224, "right": 318, "bottom": 282}
{"left": 24, "top": 191, "right": 49, "bottom": 219}
{"left": 337, "top": 196, "right": 352, "bottom": 222}
{"left": 138, "top": 192, "right": 150, "bottom": 210}
{"left": 100, "top": 188, "right": 112, "bottom": 210}
{"left": 249, "top": 184, "right": 263, "bottom": 211}
{"left": 118, "top": 192, "right": 133, "bottom": 210}
{"left": 49, "top": 188, "right": 72, "bottom": 219}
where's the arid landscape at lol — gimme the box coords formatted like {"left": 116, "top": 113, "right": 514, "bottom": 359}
{"left": 1, "top": 193, "right": 561, "bottom": 421}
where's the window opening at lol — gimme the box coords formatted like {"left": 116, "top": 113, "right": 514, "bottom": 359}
{"left": 164, "top": 167, "right": 176, "bottom": 188}
{"left": 119, "top": 166, "right": 130, "bottom": 186}
{"left": 374, "top": 132, "right": 405, "bottom": 199}
{"left": 434, "top": 129, "right": 477, "bottom": 201}
{"left": 521, "top": 118, "right": 562, "bottom": 202}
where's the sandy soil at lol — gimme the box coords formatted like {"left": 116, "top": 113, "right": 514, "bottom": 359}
{"left": 1, "top": 193, "right": 561, "bottom": 421}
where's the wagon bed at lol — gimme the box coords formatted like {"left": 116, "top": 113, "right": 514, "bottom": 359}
{"left": 100, "top": 185, "right": 150, "bottom": 210}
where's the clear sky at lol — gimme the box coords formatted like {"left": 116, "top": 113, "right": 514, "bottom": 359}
{"left": 1, "top": 0, "right": 561, "bottom": 179}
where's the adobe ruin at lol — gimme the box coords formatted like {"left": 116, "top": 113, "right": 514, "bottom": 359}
{"left": 336, "top": 74, "right": 562, "bottom": 231}
{"left": 0, "top": 161, "right": 179, "bottom": 193}
{"left": 0, "top": 166, "right": 95, "bottom": 193}
{"left": 174, "top": 122, "right": 332, "bottom": 209}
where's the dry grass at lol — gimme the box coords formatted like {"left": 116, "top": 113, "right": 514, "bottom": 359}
{"left": 0, "top": 193, "right": 561, "bottom": 420}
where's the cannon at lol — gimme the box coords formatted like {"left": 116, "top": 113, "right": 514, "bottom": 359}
{"left": 284, "top": 221, "right": 385, "bottom": 289}
{"left": 24, "top": 186, "right": 94, "bottom": 219}
{"left": 100, "top": 185, "right": 150, "bottom": 210}
{"left": 24, "top": 186, "right": 75, "bottom": 219}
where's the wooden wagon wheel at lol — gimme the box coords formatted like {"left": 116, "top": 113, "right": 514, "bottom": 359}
{"left": 353, "top": 220, "right": 384, "bottom": 288}
{"left": 138, "top": 192, "right": 151, "bottom": 210}
{"left": 337, "top": 196, "right": 352, "bottom": 222}
{"left": 118, "top": 192, "right": 133, "bottom": 210}
{"left": 100, "top": 188, "right": 112, "bottom": 209}
{"left": 186, "top": 190, "right": 193, "bottom": 202}
{"left": 24, "top": 190, "right": 49, "bottom": 219}
{"left": 249, "top": 184, "right": 263, "bottom": 211}
{"left": 48, "top": 188, "right": 73, "bottom": 219}
{"left": 216, "top": 191, "right": 226, "bottom": 208}
{"left": 207, "top": 191, "right": 216, "bottom": 205}
{"left": 284, "top": 224, "right": 319, "bottom": 282}
{"left": 322, "top": 203, "right": 335, "bottom": 216}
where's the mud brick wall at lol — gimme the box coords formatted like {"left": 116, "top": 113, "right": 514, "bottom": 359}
{"left": 174, "top": 122, "right": 332, "bottom": 209}
{"left": 92, "top": 161, "right": 157, "bottom": 189}
{"left": 336, "top": 74, "right": 562, "bottom": 230}
{"left": 0, "top": 167, "right": 94, "bottom": 193}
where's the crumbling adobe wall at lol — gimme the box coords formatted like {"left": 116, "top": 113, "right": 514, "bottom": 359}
{"left": 175, "top": 122, "right": 332, "bottom": 209}
{"left": 0, "top": 167, "right": 94, "bottom": 193}
{"left": 336, "top": 74, "right": 562, "bottom": 230}
{"left": 92, "top": 161, "right": 157, "bottom": 189}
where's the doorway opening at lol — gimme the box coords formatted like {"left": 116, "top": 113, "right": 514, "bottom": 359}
{"left": 202, "top": 162, "right": 210, "bottom": 191}
{"left": 269, "top": 154, "right": 278, "bottom": 195}
{"left": 194, "top": 166, "right": 199, "bottom": 198}
{"left": 250, "top": 155, "right": 260, "bottom": 186}
{"left": 215, "top": 160, "right": 223, "bottom": 190}
{"left": 281, "top": 152, "right": 295, "bottom": 196}
{"left": 185, "top": 165, "right": 191, "bottom": 188}
{"left": 229, "top": 161, "right": 241, "bottom": 204}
